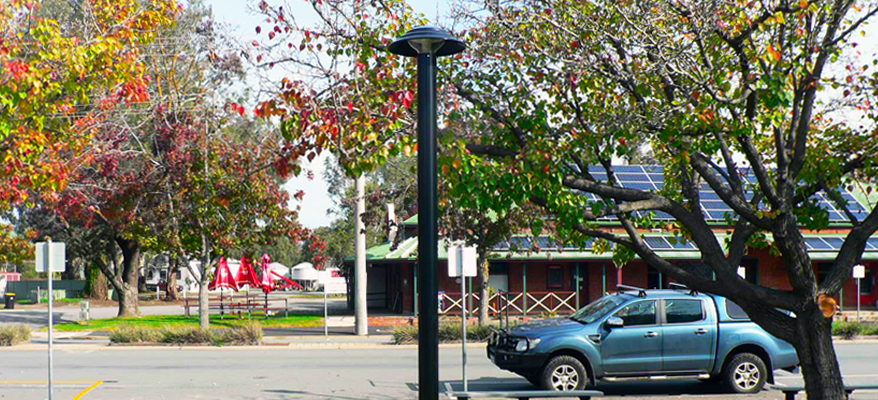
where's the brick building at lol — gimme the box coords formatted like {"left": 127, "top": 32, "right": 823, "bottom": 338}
{"left": 347, "top": 165, "right": 878, "bottom": 316}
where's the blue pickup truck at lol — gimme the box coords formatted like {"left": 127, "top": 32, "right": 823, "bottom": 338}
{"left": 487, "top": 286, "right": 798, "bottom": 393}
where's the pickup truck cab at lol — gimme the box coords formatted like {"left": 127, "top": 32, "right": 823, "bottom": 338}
{"left": 487, "top": 286, "right": 798, "bottom": 393}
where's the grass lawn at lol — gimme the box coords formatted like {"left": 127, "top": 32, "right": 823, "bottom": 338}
{"left": 18, "top": 298, "right": 83, "bottom": 305}
{"left": 52, "top": 313, "right": 324, "bottom": 332}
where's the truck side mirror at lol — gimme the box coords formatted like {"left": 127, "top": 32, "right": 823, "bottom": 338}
{"left": 606, "top": 317, "right": 624, "bottom": 328}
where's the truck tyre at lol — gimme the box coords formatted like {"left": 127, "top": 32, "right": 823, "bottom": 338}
{"left": 540, "top": 355, "right": 587, "bottom": 391}
{"left": 722, "top": 353, "right": 767, "bottom": 393}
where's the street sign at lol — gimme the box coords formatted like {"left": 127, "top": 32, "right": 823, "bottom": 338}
{"left": 447, "top": 243, "right": 477, "bottom": 277}
{"left": 853, "top": 265, "right": 866, "bottom": 279}
{"left": 35, "top": 242, "right": 66, "bottom": 273}
{"left": 323, "top": 279, "right": 347, "bottom": 295}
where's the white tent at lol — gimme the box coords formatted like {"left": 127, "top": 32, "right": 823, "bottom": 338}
{"left": 291, "top": 262, "right": 319, "bottom": 280}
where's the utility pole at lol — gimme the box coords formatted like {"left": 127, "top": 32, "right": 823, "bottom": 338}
{"left": 355, "top": 175, "right": 368, "bottom": 336}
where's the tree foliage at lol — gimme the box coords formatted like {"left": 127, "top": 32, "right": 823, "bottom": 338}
{"left": 256, "top": 0, "right": 878, "bottom": 398}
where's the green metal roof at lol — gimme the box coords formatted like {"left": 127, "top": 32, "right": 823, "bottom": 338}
{"left": 352, "top": 234, "right": 878, "bottom": 263}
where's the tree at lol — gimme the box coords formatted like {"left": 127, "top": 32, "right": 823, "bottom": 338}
{"left": 439, "top": 1, "right": 878, "bottom": 399}
{"left": 0, "top": 0, "right": 177, "bottom": 210}
{"left": 255, "top": 0, "right": 878, "bottom": 398}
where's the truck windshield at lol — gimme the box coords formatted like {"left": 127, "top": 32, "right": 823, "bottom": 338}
{"left": 570, "top": 295, "right": 626, "bottom": 324}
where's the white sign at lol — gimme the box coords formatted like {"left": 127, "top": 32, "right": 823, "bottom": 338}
{"left": 737, "top": 266, "right": 747, "bottom": 279}
{"left": 323, "top": 278, "right": 347, "bottom": 294}
{"left": 35, "top": 242, "right": 66, "bottom": 273}
{"left": 853, "top": 265, "right": 866, "bottom": 279}
{"left": 447, "top": 243, "right": 477, "bottom": 277}
{"left": 317, "top": 270, "right": 332, "bottom": 284}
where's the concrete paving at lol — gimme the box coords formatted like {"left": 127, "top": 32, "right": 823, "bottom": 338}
{"left": 0, "top": 341, "right": 876, "bottom": 399}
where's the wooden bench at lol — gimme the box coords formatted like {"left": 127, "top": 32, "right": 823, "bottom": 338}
{"left": 448, "top": 390, "right": 602, "bottom": 400}
{"left": 773, "top": 384, "right": 878, "bottom": 400}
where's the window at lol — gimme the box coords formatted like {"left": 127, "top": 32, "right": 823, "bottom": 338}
{"left": 547, "top": 266, "right": 563, "bottom": 289}
{"left": 665, "top": 299, "right": 704, "bottom": 324}
{"left": 861, "top": 269, "right": 874, "bottom": 295}
{"left": 726, "top": 300, "right": 750, "bottom": 320}
{"left": 613, "top": 300, "right": 656, "bottom": 326}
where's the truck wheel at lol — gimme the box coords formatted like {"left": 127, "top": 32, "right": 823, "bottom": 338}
{"left": 723, "top": 353, "right": 767, "bottom": 393}
{"left": 540, "top": 355, "right": 587, "bottom": 391}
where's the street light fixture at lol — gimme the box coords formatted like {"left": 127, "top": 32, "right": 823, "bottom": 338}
{"left": 388, "top": 26, "right": 465, "bottom": 400}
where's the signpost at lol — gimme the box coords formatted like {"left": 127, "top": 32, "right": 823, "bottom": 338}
{"left": 854, "top": 265, "right": 865, "bottom": 322}
{"left": 35, "top": 240, "right": 65, "bottom": 400}
{"left": 320, "top": 272, "right": 346, "bottom": 336}
{"left": 447, "top": 243, "right": 477, "bottom": 391}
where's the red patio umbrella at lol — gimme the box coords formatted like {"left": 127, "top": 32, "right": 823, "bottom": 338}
{"left": 209, "top": 257, "right": 238, "bottom": 318}
{"left": 235, "top": 256, "right": 262, "bottom": 289}
{"left": 260, "top": 254, "right": 274, "bottom": 315}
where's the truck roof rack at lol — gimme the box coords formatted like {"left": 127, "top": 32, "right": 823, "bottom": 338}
{"left": 668, "top": 282, "right": 698, "bottom": 296}
{"left": 616, "top": 284, "right": 647, "bottom": 298}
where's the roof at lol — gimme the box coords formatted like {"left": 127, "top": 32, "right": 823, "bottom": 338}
{"left": 351, "top": 233, "right": 878, "bottom": 263}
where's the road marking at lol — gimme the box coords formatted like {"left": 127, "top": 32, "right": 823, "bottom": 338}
{"left": 0, "top": 380, "right": 99, "bottom": 383}
{"left": 71, "top": 381, "right": 103, "bottom": 400}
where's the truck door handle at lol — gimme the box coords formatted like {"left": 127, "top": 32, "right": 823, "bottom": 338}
{"left": 695, "top": 328, "right": 709, "bottom": 335}
{"left": 644, "top": 331, "right": 658, "bottom": 338}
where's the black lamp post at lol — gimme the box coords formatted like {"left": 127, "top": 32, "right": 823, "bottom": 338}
{"left": 388, "top": 26, "right": 465, "bottom": 400}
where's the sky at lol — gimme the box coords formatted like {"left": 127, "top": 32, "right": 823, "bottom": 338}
{"left": 204, "top": 0, "right": 449, "bottom": 229}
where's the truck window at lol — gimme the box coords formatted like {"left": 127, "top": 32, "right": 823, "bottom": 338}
{"left": 665, "top": 299, "right": 704, "bottom": 323}
{"left": 613, "top": 300, "right": 656, "bottom": 326}
{"left": 726, "top": 300, "right": 750, "bottom": 319}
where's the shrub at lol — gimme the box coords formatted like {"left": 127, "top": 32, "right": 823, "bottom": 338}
{"left": 392, "top": 323, "right": 495, "bottom": 344}
{"left": 109, "top": 325, "right": 162, "bottom": 343}
{"left": 833, "top": 321, "right": 863, "bottom": 339}
{"left": 0, "top": 325, "right": 31, "bottom": 346}
{"left": 221, "top": 322, "right": 263, "bottom": 345}
{"left": 392, "top": 325, "right": 418, "bottom": 344}
{"left": 159, "top": 326, "right": 217, "bottom": 344}
{"left": 862, "top": 324, "right": 878, "bottom": 336}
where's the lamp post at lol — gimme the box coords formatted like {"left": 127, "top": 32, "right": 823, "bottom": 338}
{"left": 388, "top": 26, "right": 465, "bottom": 400}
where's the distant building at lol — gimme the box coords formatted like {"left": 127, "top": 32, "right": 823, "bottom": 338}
{"left": 347, "top": 165, "right": 878, "bottom": 316}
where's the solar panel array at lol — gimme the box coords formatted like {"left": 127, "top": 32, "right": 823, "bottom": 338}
{"left": 805, "top": 237, "right": 878, "bottom": 250}
{"left": 493, "top": 235, "right": 698, "bottom": 251}
{"left": 493, "top": 235, "right": 878, "bottom": 252}
{"left": 582, "top": 165, "right": 871, "bottom": 222}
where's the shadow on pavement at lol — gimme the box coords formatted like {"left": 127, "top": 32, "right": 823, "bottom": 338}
{"left": 262, "top": 389, "right": 402, "bottom": 399}
{"left": 0, "top": 310, "right": 75, "bottom": 328}
{"left": 442, "top": 377, "right": 738, "bottom": 397}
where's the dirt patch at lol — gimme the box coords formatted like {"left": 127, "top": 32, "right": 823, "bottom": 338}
{"left": 368, "top": 316, "right": 416, "bottom": 327}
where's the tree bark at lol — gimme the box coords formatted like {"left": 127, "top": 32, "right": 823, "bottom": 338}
{"left": 165, "top": 257, "right": 180, "bottom": 301}
{"left": 90, "top": 262, "right": 109, "bottom": 301}
{"left": 795, "top": 304, "right": 846, "bottom": 400}
{"left": 477, "top": 252, "right": 489, "bottom": 326}
{"left": 199, "top": 232, "right": 211, "bottom": 329}
{"left": 116, "top": 238, "right": 141, "bottom": 317}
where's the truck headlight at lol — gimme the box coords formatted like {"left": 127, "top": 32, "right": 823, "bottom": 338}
{"left": 515, "top": 338, "right": 541, "bottom": 352}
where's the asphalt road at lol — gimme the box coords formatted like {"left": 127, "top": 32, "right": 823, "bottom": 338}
{"left": 1, "top": 342, "right": 877, "bottom": 400}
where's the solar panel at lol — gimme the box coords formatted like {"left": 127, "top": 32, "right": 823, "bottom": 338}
{"left": 822, "top": 237, "right": 844, "bottom": 249}
{"left": 644, "top": 237, "right": 672, "bottom": 249}
{"left": 868, "top": 238, "right": 878, "bottom": 250}
{"left": 805, "top": 238, "right": 832, "bottom": 250}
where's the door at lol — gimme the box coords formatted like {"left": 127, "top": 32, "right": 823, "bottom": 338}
{"left": 600, "top": 300, "right": 662, "bottom": 375}
{"left": 661, "top": 298, "right": 715, "bottom": 372}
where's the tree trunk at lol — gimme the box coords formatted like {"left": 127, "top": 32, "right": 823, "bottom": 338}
{"left": 137, "top": 256, "right": 148, "bottom": 293}
{"left": 86, "top": 261, "right": 110, "bottom": 300}
{"left": 165, "top": 257, "right": 180, "bottom": 301}
{"left": 795, "top": 305, "right": 846, "bottom": 400}
{"left": 116, "top": 238, "right": 141, "bottom": 317}
{"left": 199, "top": 232, "right": 211, "bottom": 329}
{"left": 117, "top": 284, "right": 140, "bottom": 317}
{"left": 478, "top": 252, "right": 489, "bottom": 326}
